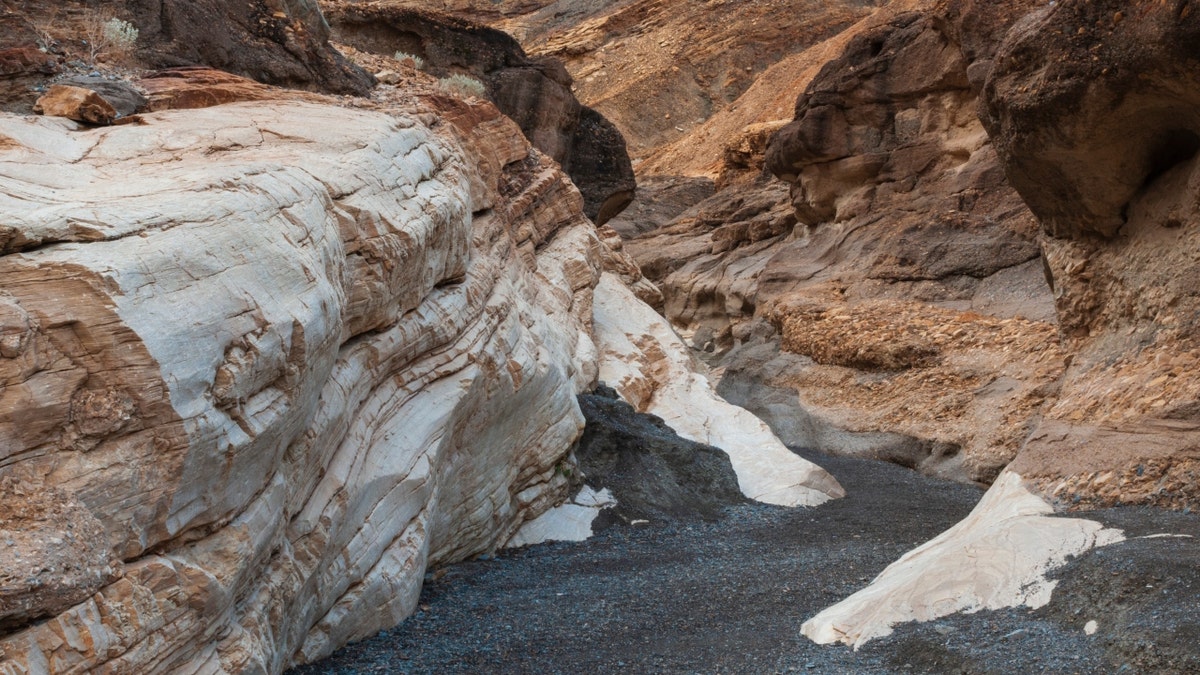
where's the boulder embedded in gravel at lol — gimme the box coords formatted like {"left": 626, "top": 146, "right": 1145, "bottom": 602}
{"left": 575, "top": 390, "right": 748, "bottom": 526}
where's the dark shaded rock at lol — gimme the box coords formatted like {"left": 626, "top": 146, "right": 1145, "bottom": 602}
{"left": 325, "top": 6, "right": 635, "bottom": 224}
{"left": 575, "top": 393, "right": 746, "bottom": 527}
{"left": 60, "top": 76, "right": 146, "bottom": 117}
{"left": 981, "top": 0, "right": 1200, "bottom": 239}
{"left": 123, "top": 0, "right": 373, "bottom": 96}
{"left": 605, "top": 175, "right": 716, "bottom": 240}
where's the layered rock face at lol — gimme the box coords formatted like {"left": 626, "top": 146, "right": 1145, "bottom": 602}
{"left": 2, "top": 0, "right": 372, "bottom": 97}
{"left": 0, "top": 65, "right": 840, "bottom": 670}
{"left": 342, "top": 0, "right": 875, "bottom": 160}
{"left": 621, "top": 1, "right": 1054, "bottom": 484}
{"left": 323, "top": 3, "right": 636, "bottom": 225}
{"left": 980, "top": 0, "right": 1200, "bottom": 509}
{"left": 0, "top": 94, "right": 593, "bottom": 671}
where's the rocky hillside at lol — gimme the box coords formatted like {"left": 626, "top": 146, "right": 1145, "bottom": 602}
{"left": 621, "top": 0, "right": 1200, "bottom": 509}
{"left": 339, "top": 0, "right": 878, "bottom": 160}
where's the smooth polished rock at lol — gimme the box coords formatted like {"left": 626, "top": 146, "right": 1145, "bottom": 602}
{"left": 592, "top": 273, "right": 844, "bottom": 507}
{"left": 801, "top": 471, "right": 1124, "bottom": 649}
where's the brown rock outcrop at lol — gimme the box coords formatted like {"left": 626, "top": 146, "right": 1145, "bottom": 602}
{"left": 981, "top": 0, "right": 1200, "bottom": 240}
{"left": 128, "top": 0, "right": 373, "bottom": 95}
{"left": 0, "top": 0, "right": 372, "bottom": 98}
{"left": 32, "top": 83, "right": 116, "bottom": 124}
{"left": 324, "top": 3, "right": 636, "bottom": 225}
{"left": 980, "top": 0, "right": 1200, "bottom": 509}
{"left": 614, "top": 2, "right": 1054, "bottom": 484}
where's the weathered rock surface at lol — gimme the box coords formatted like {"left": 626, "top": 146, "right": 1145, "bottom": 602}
{"left": 620, "top": 1, "right": 1055, "bottom": 484}
{"left": 32, "top": 84, "right": 116, "bottom": 124}
{"left": 323, "top": 3, "right": 635, "bottom": 224}
{"left": 0, "top": 96, "right": 593, "bottom": 671}
{"left": 57, "top": 75, "right": 148, "bottom": 117}
{"left": 0, "top": 67, "right": 841, "bottom": 671}
{"left": 979, "top": 0, "right": 1200, "bottom": 510}
{"left": 128, "top": 0, "right": 373, "bottom": 95}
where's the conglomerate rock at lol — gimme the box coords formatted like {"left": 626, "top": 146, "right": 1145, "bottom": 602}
{"left": 622, "top": 1, "right": 1055, "bottom": 484}
{"left": 981, "top": 0, "right": 1200, "bottom": 509}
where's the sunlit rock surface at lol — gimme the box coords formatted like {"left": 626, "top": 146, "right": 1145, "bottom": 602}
{"left": 802, "top": 471, "right": 1124, "bottom": 648}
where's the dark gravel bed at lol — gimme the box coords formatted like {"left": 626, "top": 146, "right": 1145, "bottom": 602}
{"left": 290, "top": 450, "right": 1200, "bottom": 674}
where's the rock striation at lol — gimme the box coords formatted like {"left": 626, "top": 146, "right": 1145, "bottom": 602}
{"left": 0, "top": 94, "right": 590, "bottom": 672}
{"left": 0, "top": 65, "right": 840, "bottom": 671}
{"left": 323, "top": 3, "right": 636, "bottom": 225}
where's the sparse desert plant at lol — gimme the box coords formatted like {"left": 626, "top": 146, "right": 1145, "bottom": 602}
{"left": 393, "top": 51, "right": 425, "bottom": 70}
{"left": 82, "top": 13, "right": 139, "bottom": 65}
{"left": 437, "top": 73, "right": 487, "bottom": 99}
{"left": 29, "top": 9, "right": 62, "bottom": 52}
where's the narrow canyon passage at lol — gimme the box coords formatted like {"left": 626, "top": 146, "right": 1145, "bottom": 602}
{"left": 291, "top": 446, "right": 1200, "bottom": 674}
{"left": 291, "top": 450, "right": 989, "bottom": 673}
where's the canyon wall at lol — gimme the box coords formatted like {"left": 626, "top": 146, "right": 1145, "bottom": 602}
{"left": 619, "top": 0, "right": 1049, "bottom": 484}
{"left": 0, "top": 87, "right": 594, "bottom": 672}
{"left": 981, "top": 0, "right": 1200, "bottom": 509}
{"left": 323, "top": 3, "right": 636, "bottom": 225}
{"left": 0, "top": 63, "right": 840, "bottom": 670}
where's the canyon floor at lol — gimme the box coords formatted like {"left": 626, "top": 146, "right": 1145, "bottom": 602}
{"left": 290, "top": 450, "right": 1200, "bottom": 674}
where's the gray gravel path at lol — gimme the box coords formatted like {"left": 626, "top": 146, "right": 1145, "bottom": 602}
{"left": 290, "top": 449, "right": 1200, "bottom": 674}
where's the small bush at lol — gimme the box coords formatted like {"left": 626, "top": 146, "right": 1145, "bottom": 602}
{"left": 437, "top": 74, "right": 487, "bottom": 99}
{"left": 393, "top": 51, "right": 425, "bottom": 70}
{"left": 82, "top": 13, "right": 138, "bottom": 65}
{"left": 103, "top": 19, "right": 139, "bottom": 53}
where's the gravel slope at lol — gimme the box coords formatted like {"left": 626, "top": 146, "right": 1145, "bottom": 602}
{"left": 291, "top": 450, "right": 1200, "bottom": 674}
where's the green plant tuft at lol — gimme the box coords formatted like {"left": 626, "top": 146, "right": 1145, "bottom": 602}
{"left": 436, "top": 74, "right": 487, "bottom": 99}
